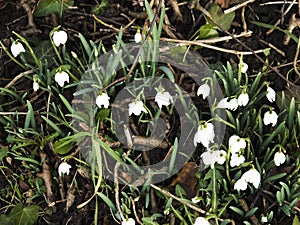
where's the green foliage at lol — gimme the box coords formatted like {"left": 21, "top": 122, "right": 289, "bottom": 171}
{"left": 33, "top": 0, "right": 74, "bottom": 17}
{"left": 0, "top": 204, "right": 40, "bottom": 225}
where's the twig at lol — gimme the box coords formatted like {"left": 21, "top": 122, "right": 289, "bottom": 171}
{"left": 293, "top": 36, "right": 300, "bottom": 78}
{"left": 2, "top": 70, "right": 34, "bottom": 90}
{"left": 37, "top": 152, "right": 55, "bottom": 207}
{"left": 93, "top": 14, "right": 120, "bottom": 32}
{"left": 224, "top": 0, "right": 255, "bottom": 14}
{"left": 192, "top": 2, "right": 300, "bottom": 90}
{"left": 130, "top": 196, "right": 143, "bottom": 225}
{"left": 284, "top": 14, "right": 300, "bottom": 45}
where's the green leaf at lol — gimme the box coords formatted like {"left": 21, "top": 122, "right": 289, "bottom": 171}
{"left": 208, "top": 3, "right": 235, "bottom": 31}
{"left": 97, "top": 192, "right": 117, "bottom": 213}
{"left": 41, "top": 115, "right": 63, "bottom": 136}
{"left": 293, "top": 215, "right": 300, "bottom": 225}
{"left": 229, "top": 206, "right": 244, "bottom": 217}
{"left": 198, "top": 23, "right": 219, "bottom": 39}
{"left": 33, "top": 40, "right": 55, "bottom": 62}
{"left": 92, "top": 0, "right": 109, "bottom": 16}
{"left": 9, "top": 204, "right": 40, "bottom": 225}
{"left": 33, "top": 0, "right": 74, "bottom": 17}
{"left": 250, "top": 21, "right": 298, "bottom": 44}
{"left": 158, "top": 66, "right": 175, "bottom": 82}
{"left": 0, "top": 215, "right": 11, "bottom": 225}
{"left": 0, "top": 149, "right": 9, "bottom": 161}
{"left": 54, "top": 137, "right": 74, "bottom": 155}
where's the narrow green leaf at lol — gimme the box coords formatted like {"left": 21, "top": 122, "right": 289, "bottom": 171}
{"left": 41, "top": 115, "right": 63, "bottom": 136}
{"left": 97, "top": 192, "right": 117, "bottom": 212}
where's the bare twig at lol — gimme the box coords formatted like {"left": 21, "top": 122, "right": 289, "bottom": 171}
{"left": 224, "top": 0, "right": 255, "bottom": 14}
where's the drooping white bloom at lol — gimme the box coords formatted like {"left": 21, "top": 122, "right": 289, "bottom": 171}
{"left": 230, "top": 153, "right": 245, "bottom": 167}
{"left": 216, "top": 97, "right": 229, "bottom": 109}
{"left": 128, "top": 100, "right": 147, "bottom": 116}
{"left": 261, "top": 215, "right": 268, "bottom": 223}
{"left": 234, "top": 177, "right": 248, "bottom": 191}
{"left": 266, "top": 86, "right": 276, "bottom": 102}
{"left": 55, "top": 71, "right": 69, "bottom": 87}
{"left": 11, "top": 41, "right": 25, "bottom": 57}
{"left": 194, "top": 217, "right": 210, "bottom": 225}
{"left": 239, "top": 62, "right": 248, "bottom": 73}
{"left": 274, "top": 151, "right": 286, "bottom": 166}
{"left": 229, "top": 135, "right": 246, "bottom": 154}
{"left": 134, "top": 31, "right": 142, "bottom": 43}
{"left": 227, "top": 98, "right": 238, "bottom": 111}
{"left": 53, "top": 30, "right": 68, "bottom": 47}
{"left": 193, "top": 122, "right": 215, "bottom": 147}
{"left": 191, "top": 196, "right": 201, "bottom": 203}
{"left": 237, "top": 92, "right": 249, "bottom": 106}
{"left": 33, "top": 81, "right": 39, "bottom": 92}
{"left": 96, "top": 93, "right": 110, "bottom": 109}
{"left": 122, "top": 218, "right": 135, "bottom": 225}
{"left": 263, "top": 110, "right": 278, "bottom": 127}
{"left": 58, "top": 162, "right": 72, "bottom": 176}
{"left": 155, "top": 89, "right": 173, "bottom": 108}
{"left": 197, "top": 83, "right": 210, "bottom": 99}
{"left": 216, "top": 150, "right": 227, "bottom": 165}
{"left": 242, "top": 168, "right": 261, "bottom": 189}
{"left": 201, "top": 149, "right": 219, "bottom": 168}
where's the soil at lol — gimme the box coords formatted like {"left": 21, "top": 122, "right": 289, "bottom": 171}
{"left": 0, "top": 0, "right": 300, "bottom": 224}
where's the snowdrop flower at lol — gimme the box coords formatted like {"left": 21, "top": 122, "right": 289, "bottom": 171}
{"left": 216, "top": 150, "right": 227, "bottom": 165}
{"left": 58, "top": 162, "right": 71, "bottom": 176}
{"left": 33, "top": 81, "right": 39, "bottom": 92}
{"left": 194, "top": 217, "right": 210, "bottom": 225}
{"left": 229, "top": 135, "right": 246, "bottom": 154}
{"left": 197, "top": 83, "right": 210, "bottom": 99}
{"left": 239, "top": 61, "right": 248, "bottom": 73}
{"left": 266, "top": 86, "right": 276, "bottom": 102}
{"left": 227, "top": 98, "right": 238, "bottom": 111}
{"left": 237, "top": 91, "right": 249, "bottom": 106}
{"left": 55, "top": 71, "right": 69, "bottom": 87}
{"left": 242, "top": 168, "right": 261, "bottom": 189}
{"left": 261, "top": 215, "right": 268, "bottom": 223}
{"left": 274, "top": 151, "right": 286, "bottom": 166}
{"left": 201, "top": 149, "right": 218, "bottom": 168}
{"left": 52, "top": 30, "right": 68, "bottom": 47}
{"left": 96, "top": 93, "right": 110, "bottom": 108}
{"left": 128, "top": 100, "right": 147, "bottom": 116}
{"left": 216, "top": 97, "right": 229, "bottom": 109}
{"left": 192, "top": 196, "right": 201, "bottom": 203}
{"left": 134, "top": 30, "right": 142, "bottom": 43}
{"left": 234, "top": 177, "right": 248, "bottom": 191}
{"left": 155, "top": 89, "right": 173, "bottom": 108}
{"left": 263, "top": 109, "right": 278, "bottom": 127}
{"left": 193, "top": 122, "right": 215, "bottom": 147}
{"left": 11, "top": 41, "right": 25, "bottom": 57}
{"left": 122, "top": 218, "right": 135, "bottom": 225}
{"left": 230, "top": 153, "right": 245, "bottom": 167}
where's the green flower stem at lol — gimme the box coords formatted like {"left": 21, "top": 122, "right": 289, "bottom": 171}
{"left": 0, "top": 41, "right": 26, "bottom": 69}
{"left": 211, "top": 167, "right": 217, "bottom": 213}
{"left": 12, "top": 31, "right": 40, "bottom": 67}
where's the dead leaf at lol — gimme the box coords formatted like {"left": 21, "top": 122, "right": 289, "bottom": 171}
{"left": 168, "top": 162, "right": 199, "bottom": 198}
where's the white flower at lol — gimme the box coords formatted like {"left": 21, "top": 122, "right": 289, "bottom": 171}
{"left": 193, "top": 122, "right": 215, "bottom": 147}
{"left": 261, "top": 215, "right": 268, "bottom": 223}
{"left": 266, "top": 86, "right": 276, "bottom": 102}
{"left": 229, "top": 135, "right": 246, "bottom": 154}
{"left": 239, "top": 62, "right": 248, "bottom": 73}
{"left": 197, "top": 84, "right": 210, "bottom": 99}
{"left": 216, "top": 150, "right": 227, "bottom": 165}
{"left": 216, "top": 97, "right": 229, "bottom": 109}
{"left": 33, "top": 81, "right": 39, "bottom": 92}
{"left": 96, "top": 93, "right": 110, "bottom": 108}
{"left": 227, "top": 98, "right": 238, "bottom": 111}
{"left": 274, "top": 151, "right": 286, "bottom": 166}
{"left": 263, "top": 110, "right": 278, "bottom": 127}
{"left": 155, "top": 90, "right": 173, "bottom": 108}
{"left": 242, "top": 168, "right": 261, "bottom": 189}
{"left": 128, "top": 100, "right": 147, "bottom": 116}
{"left": 192, "top": 196, "right": 201, "bottom": 203}
{"left": 58, "top": 162, "right": 71, "bottom": 176}
{"left": 53, "top": 30, "right": 68, "bottom": 47}
{"left": 234, "top": 177, "right": 248, "bottom": 191}
{"left": 194, "top": 217, "right": 210, "bottom": 225}
{"left": 134, "top": 31, "right": 142, "bottom": 43}
{"left": 230, "top": 154, "right": 245, "bottom": 167}
{"left": 11, "top": 41, "right": 25, "bottom": 57}
{"left": 237, "top": 92, "right": 249, "bottom": 106}
{"left": 55, "top": 71, "right": 69, "bottom": 87}
{"left": 201, "top": 149, "right": 218, "bottom": 168}
{"left": 122, "top": 218, "right": 135, "bottom": 225}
